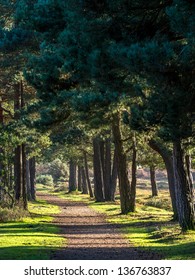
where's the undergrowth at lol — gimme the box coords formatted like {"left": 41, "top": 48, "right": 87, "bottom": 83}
{"left": 0, "top": 198, "right": 64, "bottom": 260}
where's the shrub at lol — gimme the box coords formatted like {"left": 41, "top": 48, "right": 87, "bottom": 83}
{"left": 0, "top": 206, "right": 28, "bottom": 222}
{"left": 36, "top": 174, "right": 54, "bottom": 186}
{"left": 144, "top": 196, "right": 172, "bottom": 211}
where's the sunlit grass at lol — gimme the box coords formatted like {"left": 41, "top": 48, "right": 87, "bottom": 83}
{"left": 0, "top": 198, "right": 64, "bottom": 260}
{"left": 89, "top": 198, "right": 195, "bottom": 260}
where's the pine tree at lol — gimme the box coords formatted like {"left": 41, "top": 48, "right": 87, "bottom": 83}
{"left": 115, "top": 0, "right": 195, "bottom": 230}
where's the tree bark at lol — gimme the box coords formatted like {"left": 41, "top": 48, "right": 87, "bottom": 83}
{"left": 173, "top": 140, "right": 194, "bottom": 231}
{"left": 81, "top": 166, "right": 88, "bottom": 194}
{"left": 20, "top": 81, "right": 28, "bottom": 210}
{"left": 69, "top": 160, "right": 77, "bottom": 192}
{"left": 77, "top": 165, "right": 82, "bottom": 192}
{"left": 112, "top": 112, "right": 131, "bottom": 214}
{"left": 103, "top": 137, "right": 112, "bottom": 200}
{"left": 29, "top": 157, "right": 36, "bottom": 200}
{"left": 93, "top": 137, "right": 105, "bottom": 202}
{"left": 130, "top": 135, "right": 137, "bottom": 211}
{"left": 111, "top": 148, "right": 118, "bottom": 201}
{"left": 0, "top": 101, "right": 4, "bottom": 201}
{"left": 22, "top": 144, "right": 28, "bottom": 210}
{"left": 148, "top": 139, "right": 178, "bottom": 220}
{"left": 150, "top": 165, "right": 158, "bottom": 196}
{"left": 14, "top": 146, "right": 22, "bottom": 202}
{"left": 26, "top": 159, "right": 31, "bottom": 201}
{"left": 14, "top": 82, "right": 22, "bottom": 202}
{"left": 83, "top": 151, "right": 93, "bottom": 197}
{"left": 0, "top": 148, "right": 5, "bottom": 202}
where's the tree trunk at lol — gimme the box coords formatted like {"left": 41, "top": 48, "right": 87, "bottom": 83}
{"left": 81, "top": 166, "right": 88, "bottom": 194}
{"left": 93, "top": 137, "right": 105, "bottom": 202}
{"left": 130, "top": 135, "right": 137, "bottom": 212}
{"left": 22, "top": 144, "right": 28, "bottom": 210}
{"left": 0, "top": 157, "right": 3, "bottom": 201}
{"left": 83, "top": 151, "right": 93, "bottom": 198}
{"left": 148, "top": 139, "right": 178, "bottom": 220}
{"left": 69, "top": 160, "right": 77, "bottom": 192}
{"left": 77, "top": 165, "right": 82, "bottom": 192}
{"left": 29, "top": 157, "right": 36, "bottom": 200}
{"left": 0, "top": 148, "right": 4, "bottom": 202}
{"left": 0, "top": 101, "right": 5, "bottom": 201}
{"left": 14, "top": 82, "right": 22, "bottom": 202}
{"left": 104, "top": 137, "right": 112, "bottom": 201}
{"left": 185, "top": 154, "right": 194, "bottom": 190}
{"left": 112, "top": 112, "right": 131, "bottom": 214}
{"left": 26, "top": 159, "right": 31, "bottom": 201}
{"left": 150, "top": 165, "right": 158, "bottom": 196}
{"left": 14, "top": 146, "right": 22, "bottom": 202}
{"left": 8, "top": 162, "right": 13, "bottom": 191}
{"left": 173, "top": 140, "right": 194, "bottom": 231}
{"left": 111, "top": 148, "right": 118, "bottom": 201}
{"left": 20, "top": 80, "right": 27, "bottom": 210}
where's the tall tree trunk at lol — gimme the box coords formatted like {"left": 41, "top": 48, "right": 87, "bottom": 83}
{"left": 29, "top": 157, "right": 36, "bottom": 200}
{"left": 93, "top": 137, "right": 105, "bottom": 202}
{"left": 0, "top": 150, "right": 4, "bottom": 202}
{"left": 26, "top": 159, "right": 31, "bottom": 201}
{"left": 0, "top": 155, "right": 3, "bottom": 201}
{"left": 150, "top": 165, "right": 158, "bottom": 196}
{"left": 69, "top": 160, "right": 77, "bottom": 192}
{"left": 9, "top": 164, "right": 13, "bottom": 192}
{"left": 104, "top": 137, "right": 112, "bottom": 201}
{"left": 173, "top": 140, "right": 194, "bottom": 231}
{"left": 148, "top": 139, "right": 178, "bottom": 220}
{"left": 0, "top": 101, "right": 4, "bottom": 201}
{"left": 14, "top": 82, "right": 22, "bottom": 202}
{"left": 83, "top": 151, "right": 93, "bottom": 198}
{"left": 112, "top": 112, "right": 131, "bottom": 214}
{"left": 22, "top": 144, "right": 27, "bottom": 210}
{"left": 77, "top": 165, "right": 82, "bottom": 192}
{"left": 21, "top": 81, "right": 27, "bottom": 210}
{"left": 111, "top": 148, "right": 118, "bottom": 201}
{"left": 185, "top": 154, "right": 194, "bottom": 190}
{"left": 81, "top": 166, "right": 88, "bottom": 194}
{"left": 130, "top": 135, "right": 137, "bottom": 212}
{"left": 14, "top": 146, "right": 22, "bottom": 202}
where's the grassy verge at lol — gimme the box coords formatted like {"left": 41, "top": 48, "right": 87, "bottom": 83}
{"left": 89, "top": 200, "right": 195, "bottom": 260}
{"left": 38, "top": 184, "right": 195, "bottom": 260}
{"left": 0, "top": 198, "right": 64, "bottom": 260}
{"left": 90, "top": 202, "right": 195, "bottom": 259}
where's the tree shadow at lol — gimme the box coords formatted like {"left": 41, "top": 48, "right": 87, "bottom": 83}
{"left": 50, "top": 246, "right": 162, "bottom": 260}
{"left": 0, "top": 246, "right": 58, "bottom": 260}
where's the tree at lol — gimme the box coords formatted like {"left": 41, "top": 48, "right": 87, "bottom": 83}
{"left": 148, "top": 138, "right": 178, "bottom": 219}
{"left": 138, "top": 141, "right": 165, "bottom": 197}
{"left": 117, "top": 0, "right": 195, "bottom": 230}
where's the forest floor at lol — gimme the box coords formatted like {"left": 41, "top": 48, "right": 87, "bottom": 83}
{"left": 37, "top": 192, "right": 162, "bottom": 260}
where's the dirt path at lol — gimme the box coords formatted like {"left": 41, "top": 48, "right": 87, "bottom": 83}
{"left": 38, "top": 192, "right": 162, "bottom": 260}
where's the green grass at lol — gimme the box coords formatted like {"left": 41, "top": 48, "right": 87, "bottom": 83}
{"left": 90, "top": 200, "right": 195, "bottom": 260}
{"left": 0, "top": 199, "right": 64, "bottom": 260}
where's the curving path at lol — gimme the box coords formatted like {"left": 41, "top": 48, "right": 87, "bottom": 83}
{"left": 38, "top": 192, "right": 162, "bottom": 260}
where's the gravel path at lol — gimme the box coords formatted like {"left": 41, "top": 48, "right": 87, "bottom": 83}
{"left": 38, "top": 193, "right": 162, "bottom": 260}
